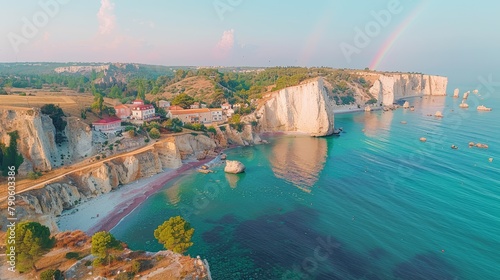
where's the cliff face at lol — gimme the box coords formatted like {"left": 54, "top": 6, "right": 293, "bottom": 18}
{"left": 368, "top": 73, "right": 448, "bottom": 105}
{"left": 0, "top": 108, "right": 59, "bottom": 174}
{"left": 0, "top": 109, "right": 95, "bottom": 175}
{"left": 254, "top": 78, "right": 336, "bottom": 136}
{"left": 0, "top": 130, "right": 260, "bottom": 231}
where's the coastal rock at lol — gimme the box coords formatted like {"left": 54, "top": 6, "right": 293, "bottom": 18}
{"left": 420, "top": 137, "right": 427, "bottom": 142}
{"left": 453, "top": 88, "right": 460, "bottom": 98}
{"left": 175, "top": 134, "right": 217, "bottom": 160}
{"left": 475, "top": 143, "right": 489, "bottom": 149}
{"left": 403, "top": 101, "right": 410, "bottom": 109}
{"left": 401, "top": 121, "right": 407, "bottom": 124}
{"left": 463, "top": 91, "right": 470, "bottom": 100}
{"left": 489, "top": 158, "right": 493, "bottom": 162}
{"left": 368, "top": 73, "right": 448, "bottom": 106}
{"left": 224, "top": 160, "right": 246, "bottom": 174}
{"left": 468, "top": 142, "right": 475, "bottom": 147}
{"left": 435, "top": 111, "right": 443, "bottom": 118}
{"left": 364, "top": 106, "right": 372, "bottom": 112}
{"left": 254, "top": 78, "right": 335, "bottom": 136}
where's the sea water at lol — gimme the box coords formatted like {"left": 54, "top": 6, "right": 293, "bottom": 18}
{"left": 112, "top": 91, "right": 499, "bottom": 279}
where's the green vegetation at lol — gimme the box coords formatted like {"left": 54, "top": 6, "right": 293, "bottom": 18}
{"left": 229, "top": 114, "right": 244, "bottom": 132}
{"left": 40, "top": 104, "right": 67, "bottom": 143}
{"left": 91, "top": 231, "right": 121, "bottom": 266}
{"left": 40, "top": 269, "right": 63, "bottom": 280}
{"left": 0, "top": 131, "right": 24, "bottom": 176}
{"left": 171, "top": 93, "right": 195, "bottom": 109}
{"left": 5, "top": 221, "right": 55, "bottom": 272}
{"left": 27, "top": 171, "right": 42, "bottom": 180}
{"left": 207, "top": 126, "right": 217, "bottom": 134}
{"left": 162, "top": 118, "right": 183, "bottom": 133}
{"left": 149, "top": 127, "right": 161, "bottom": 139}
{"left": 154, "top": 216, "right": 194, "bottom": 254}
{"left": 365, "top": 98, "right": 378, "bottom": 105}
{"left": 183, "top": 123, "right": 207, "bottom": 132}
{"left": 65, "top": 251, "right": 80, "bottom": 259}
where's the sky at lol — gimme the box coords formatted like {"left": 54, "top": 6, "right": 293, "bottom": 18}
{"left": 1, "top": 0, "right": 500, "bottom": 85}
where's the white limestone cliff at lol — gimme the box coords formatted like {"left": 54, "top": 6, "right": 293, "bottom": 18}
{"left": 368, "top": 74, "right": 448, "bottom": 105}
{"left": 254, "top": 78, "right": 335, "bottom": 136}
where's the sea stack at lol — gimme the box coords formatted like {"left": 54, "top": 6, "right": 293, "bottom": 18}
{"left": 463, "top": 91, "right": 470, "bottom": 100}
{"left": 453, "top": 88, "right": 459, "bottom": 98}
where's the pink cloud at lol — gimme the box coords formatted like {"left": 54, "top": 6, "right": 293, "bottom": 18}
{"left": 216, "top": 29, "right": 235, "bottom": 53}
{"left": 97, "top": 0, "right": 116, "bottom": 34}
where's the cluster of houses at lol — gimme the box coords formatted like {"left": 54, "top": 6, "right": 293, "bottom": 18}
{"left": 92, "top": 99, "right": 236, "bottom": 133}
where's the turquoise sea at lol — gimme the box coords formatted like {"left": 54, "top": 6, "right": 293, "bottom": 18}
{"left": 112, "top": 89, "right": 499, "bottom": 279}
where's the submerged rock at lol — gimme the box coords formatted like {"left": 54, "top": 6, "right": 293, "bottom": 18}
{"left": 475, "top": 143, "right": 489, "bottom": 149}
{"left": 224, "top": 160, "right": 246, "bottom": 174}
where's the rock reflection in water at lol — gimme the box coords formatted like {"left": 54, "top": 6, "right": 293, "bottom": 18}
{"left": 269, "top": 136, "right": 327, "bottom": 190}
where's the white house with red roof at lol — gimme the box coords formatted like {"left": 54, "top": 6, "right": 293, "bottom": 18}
{"left": 131, "top": 104, "right": 156, "bottom": 120}
{"left": 92, "top": 116, "right": 122, "bottom": 132}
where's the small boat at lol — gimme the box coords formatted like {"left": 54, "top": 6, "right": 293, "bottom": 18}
{"left": 477, "top": 105, "right": 492, "bottom": 111}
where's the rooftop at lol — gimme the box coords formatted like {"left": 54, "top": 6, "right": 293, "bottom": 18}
{"left": 92, "top": 116, "right": 122, "bottom": 124}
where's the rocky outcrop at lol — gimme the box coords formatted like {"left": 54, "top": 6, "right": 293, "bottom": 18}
{"left": 0, "top": 108, "right": 59, "bottom": 174}
{"left": 0, "top": 109, "right": 96, "bottom": 175}
{"left": 224, "top": 160, "right": 246, "bottom": 174}
{"left": 0, "top": 134, "right": 222, "bottom": 231}
{"left": 65, "top": 117, "right": 94, "bottom": 162}
{"left": 253, "top": 78, "right": 335, "bottom": 136}
{"left": 368, "top": 73, "right": 448, "bottom": 105}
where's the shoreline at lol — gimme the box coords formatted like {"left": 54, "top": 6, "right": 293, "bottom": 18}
{"left": 57, "top": 157, "right": 214, "bottom": 235}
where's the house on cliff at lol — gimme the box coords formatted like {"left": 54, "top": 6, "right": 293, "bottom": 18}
{"left": 92, "top": 116, "right": 122, "bottom": 133}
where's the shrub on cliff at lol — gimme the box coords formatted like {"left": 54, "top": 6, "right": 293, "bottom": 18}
{"left": 5, "top": 221, "right": 55, "bottom": 273}
{"left": 149, "top": 128, "right": 161, "bottom": 139}
{"left": 40, "top": 269, "right": 63, "bottom": 280}
{"left": 154, "top": 216, "right": 194, "bottom": 254}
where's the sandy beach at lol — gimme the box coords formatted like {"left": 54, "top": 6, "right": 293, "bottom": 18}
{"left": 57, "top": 158, "right": 214, "bottom": 235}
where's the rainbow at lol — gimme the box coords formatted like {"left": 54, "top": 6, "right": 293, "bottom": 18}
{"left": 369, "top": 1, "right": 428, "bottom": 70}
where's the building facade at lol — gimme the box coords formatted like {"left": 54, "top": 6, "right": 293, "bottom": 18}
{"left": 131, "top": 104, "right": 156, "bottom": 120}
{"left": 92, "top": 116, "right": 122, "bottom": 132}
{"left": 114, "top": 104, "right": 131, "bottom": 119}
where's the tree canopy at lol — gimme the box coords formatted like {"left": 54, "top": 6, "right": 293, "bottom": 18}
{"left": 171, "top": 93, "right": 195, "bottom": 109}
{"left": 91, "top": 231, "right": 120, "bottom": 264}
{"left": 0, "top": 131, "right": 24, "bottom": 176}
{"left": 6, "top": 221, "right": 55, "bottom": 272}
{"left": 154, "top": 216, "right": 194, "bottom": 254}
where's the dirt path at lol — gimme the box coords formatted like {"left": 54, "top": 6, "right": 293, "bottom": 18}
{"left": 0, "top": 138, "right": 164, "bottom": 203}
